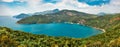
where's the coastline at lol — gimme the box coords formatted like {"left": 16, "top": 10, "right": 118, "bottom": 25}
{"left": 17, "top": 21, "right": 106, "bottom": 33}
{"left": 64, "top": 22, "right": 106, "bottom": 32}
{"left": 93, "top": 27, "right": 106, "bottom": 33}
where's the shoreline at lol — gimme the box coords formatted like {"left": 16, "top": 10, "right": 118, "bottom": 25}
{"left": 64, "top": 22, "right": 106, "bottom": 32}
{"left": 93, "top": 27, "right": 106, "bottom": 32}
{"left": 17, "top": 21, "right": 106, "bottom": 33}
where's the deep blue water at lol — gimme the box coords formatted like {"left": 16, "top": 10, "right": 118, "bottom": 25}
{"left": 0, "top": 16, "right": 102, "bottom": 38}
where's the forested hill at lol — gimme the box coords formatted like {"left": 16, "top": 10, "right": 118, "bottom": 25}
{"left": 1, "top": 13, "right": 120, "bottom": 47}
{"left": 17, "top": 10, "right": 97, "bottom": 24}
{"left": 85, "top": 13, "right": 120, "bottom": 29}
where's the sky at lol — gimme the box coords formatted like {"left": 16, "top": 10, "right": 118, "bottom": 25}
{"left": 0, "top": 0, "right": 120, "bottom": 16}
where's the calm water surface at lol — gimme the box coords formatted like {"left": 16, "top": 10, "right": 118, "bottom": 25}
{"left": 0, "top": 16, "right": 102, "bottom": 38}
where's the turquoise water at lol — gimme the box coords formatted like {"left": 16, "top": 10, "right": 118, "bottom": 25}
{"left": 0, "top": 16, "right": 102, "bottom": 38}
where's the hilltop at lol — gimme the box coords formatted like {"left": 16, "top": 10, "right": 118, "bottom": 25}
{"left": 13, "top": 9, "right": 60, "bottom": 19}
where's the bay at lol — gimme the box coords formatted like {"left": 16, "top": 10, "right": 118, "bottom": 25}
{"left": 0, "top": 16, "right": 101, "bottom": 38}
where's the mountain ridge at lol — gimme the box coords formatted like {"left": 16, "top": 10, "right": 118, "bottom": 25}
{"left": 17, "top": 9, "right": 97, "bottom": 24}
{"left": 13, "top": 13, "right": 31, "bottom": 19}
{"left": 34, "top": 9, "right": 60, "bottom": 15}
{"left": 13, "top": 9, "right": 60, "bottom": 19}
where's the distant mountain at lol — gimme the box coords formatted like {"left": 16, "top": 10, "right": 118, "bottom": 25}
{"left": 34, "top": 9, "right": 60, "bottom": 15}
{"left": 13, "top": 9, "right": 60, "bottom": 19}
{"left": 13, "top": 13, "right": 31, "bottom": 19}
{"left": 97, "top": 12, "right": 106, "bottom": 16}
{"left": 17, "top": 10, "right": 97, "bottom": 24}
{"left": 47, "top": 10, "right": 96, "bottom": 16}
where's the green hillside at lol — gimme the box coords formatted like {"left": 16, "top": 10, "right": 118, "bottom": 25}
{"left": 83, "top": 13, "right": 120, "bottom": 47}
{"left": 1, "top": 13, "right": 120, "bottom": 47}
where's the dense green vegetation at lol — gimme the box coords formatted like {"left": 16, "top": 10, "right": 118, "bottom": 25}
{"left": 0, "top": 23, "right": 120, "bottom": 47}
{"left": 1, "top": 9, "right": 120, "bottom": 47}
{"left": 85, "top": 14, "right": 120, "bottom": 29}
{"left": 0, "top": 27, "right": 83, "bottom": 47}
{"left": 82, "top": 13, "right": 120, "bottom": 47}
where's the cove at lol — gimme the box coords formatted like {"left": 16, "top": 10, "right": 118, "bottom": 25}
{"left": 0, "top": 16, "right": 102, "bottom": 38}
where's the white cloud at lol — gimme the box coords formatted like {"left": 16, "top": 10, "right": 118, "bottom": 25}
{"left": 80, "top": 0, "right": 120, "bottom": 14}
{"left": 110, "top": 0, "right": 120, "bottom": 6}
{"left": 0, "top": 5, "right": 14, "bottom": 16}
{"left": 55, "top": 0, "right": 89, "bottom": 9}
{"left": 0, "top": 0, "right": 120, "bottom": 16}
{"left": 2, "top": 0, "right": 14, "bottom": 2}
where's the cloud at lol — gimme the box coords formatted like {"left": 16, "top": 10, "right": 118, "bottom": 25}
{"left": 15, "top": 0, "right": 26, "bottom": 2}
{"left": 0, "top": 5, "right": 14, "bottom": 16}
{"left": 42, "top": 0, "right": 61, "bottom": 4}
{"left": 78, "top": 0, "right": 110, "bottom": 6}
{"left": 110, "top": 0, "right": 120, "bottom": 6}
{"left": 2, "top": 0, "right": 14, "bottom": 2}
{"left": 0, "top": 0, "right": 120, "bottom": 16}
